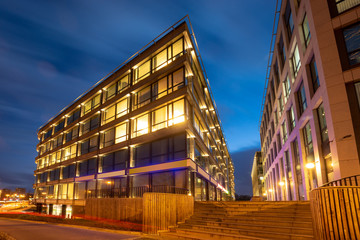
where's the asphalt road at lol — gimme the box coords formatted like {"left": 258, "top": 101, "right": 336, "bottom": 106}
{"left": 0, "top": 218, "right": 140, "bottom": 240}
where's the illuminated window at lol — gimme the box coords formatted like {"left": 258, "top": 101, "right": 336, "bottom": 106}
{"left": 58, "top": 183, "right": 68, "bottom": 199}
{"left": 152, "top": 77, "right": 168, "bottom": 100}
{"left": 303, "top": 122, "right": 313, "bottom": 155}
{"left": 115, "top": 122, "right": 128, "bottom": 143}
{"left": 172, "top": 68, "right": 184, "bottom": 90}
{"left": 134, "top": 86, "right": 151, "bottom": 109}
{"left": 106, "top": 83, "right": 117, "bottom": 100}
{"left": 288, "top": 106, "right": 296, "bottom": 132}
{"left": 173, "top": 99, "right": 185, "bottom": 124}
{"left": 134, "top": 60, "right": 151, "bottom": 83}
{"left": 105, "top": 74, "right": 130, "bottom": 101}
{"left": 134, "top": 68, "right": 184, "bottom": 109}
{"left": 64, "top": 144, "right": 77, "bottom": 160}
{"left": 153, "top": 49, "right": 168, "bottom": 71}
{"left": 118, "top": 75, "right": 129, "bottom": 93}
{"left": 152, "top": 106, "right": 167, "bottom": 131}
{"left": 317, "top": 103, "right": 329, "bottom": 143}
{"left": 55, "top": 151, "right": 62, "bottom": 164}
{"left": 116, "top": 98, "right": 128, "bottom": 118}
{"left": 103, "top": 98, "right": 128, "bottom": 125}
{"left": 302, "top": 15, "right": 311, "bottom": 47}
{"left": 282, "top": 75, "right": 291, "bottom": 103}
{"left": 278, "top": 94, "right": 284, "bottom": 115}
{"left": 83, "top": 95, "right": 101, "bottom": 115}
{"left": 194, "top": 115, "right": 204, "bottom": 139}
{"left": 281, "top": 121, "right": 288, "bottom": 144}
{"left": 291, "top": 45, "right": 301, "bottom": 77}
{"left": 103, "top": 105, "right": 116, "bottom": 124}
{"left": 172, "top": 38, "right": 183, "bottom": 58}
{"left": 133, "top": 114, "right": 149, "bottom": 137}
{"left": 103, "top": 122, "right": 128, "bottom": 147}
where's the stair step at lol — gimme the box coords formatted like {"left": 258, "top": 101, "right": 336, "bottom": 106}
{"left": 193, "top": 211, "right": 312, "bottom": 218}
{"left": 177, "top": 224, "right": 314, "bottom": 240}
{"left": 194, "top": 209, "right": 311, "bottom": 215}
{"left": 163, "top": 228, "right": 272, "bottom": 240}
{"left": 191, "top": 215, "right": 312, "bottom": 223}
{"left": 185, "top": 219, "right": 314, "bottom": 232}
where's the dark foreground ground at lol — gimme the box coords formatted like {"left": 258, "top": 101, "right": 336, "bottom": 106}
{"left": 0, "top": 218, "right": 140, "bottom": 240}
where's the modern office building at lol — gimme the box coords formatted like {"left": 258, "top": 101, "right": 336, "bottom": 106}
{"left": 251, "top": 151, "right": 265, "bottom": 198}
{"left": 260, "top": 0, "right": 360, "bottom": 201}
{"left": 33, "top": 18, "right": 235, "bottom": 216}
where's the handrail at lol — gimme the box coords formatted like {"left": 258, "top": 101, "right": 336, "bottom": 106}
{"left": 320, "top": 174, "right": 360, "bottom": 187}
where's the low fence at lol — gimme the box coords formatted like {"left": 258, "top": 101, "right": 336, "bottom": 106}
{"left": 85, "top": 193, "right": 194, "bottom": 234}
{"left": 143, "top": 193, "right": 194, "bottom": 234}
{"left": 85, "top": 198, "right": 143, "bottom": 224}
{"left": 310, "top": 186, "right": 360, "bottom": 240}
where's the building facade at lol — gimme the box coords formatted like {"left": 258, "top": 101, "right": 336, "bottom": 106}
{"left": 251, "top": 151, "right": 265, "bottom": 198}
{"left": 260, "top": 0, "right": 360, "bottom": 201}
{"left": 33, "top": 20, "right": 235, "bottom": 216}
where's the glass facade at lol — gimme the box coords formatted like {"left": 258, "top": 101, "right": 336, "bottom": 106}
{"left": 35, "top": 25, "right": 234, "bottom": 210}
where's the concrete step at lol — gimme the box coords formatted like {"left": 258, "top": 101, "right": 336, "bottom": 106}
{"left": 181, "top": 220, "right": 314, "bottom": 235}
{"left": 194, "top": 208, "right": 311, "bottom": 215}
{"left": 195, "top": 201, "right": 310, "bottom": 206}
{"left": 162, "top": 228, "right": 272, "bottom": 240}
{"left": 197, "top": 218, "right": 313, "bottom": 228}
{"left": 194, "top": 206, "right": 311, "bottom": 211}
{"left": 191, "top": 214, "right": 312, "bottom": 223}
{"left": 193, "top": 211, "right": 312, "bottom": 219}
{"left": 177, "top": 223, "right": 314, "bottom": 240}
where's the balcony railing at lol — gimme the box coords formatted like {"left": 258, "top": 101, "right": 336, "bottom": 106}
{"left": 321, "top": 174, "right": 360, "bottom": 187}
{"left": 87, "top": 185, "right": 189, "bottom": 199}
{"left": 131, "top": 185, "right": 188, "bottom": 198}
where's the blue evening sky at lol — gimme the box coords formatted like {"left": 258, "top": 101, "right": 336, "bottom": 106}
{"left": 0, "top": 0, "right": 275, "bottom": 194}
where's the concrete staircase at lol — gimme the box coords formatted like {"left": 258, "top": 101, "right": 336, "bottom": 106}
{"left": 159, "top": 201, "right": 315, "bottom": 240}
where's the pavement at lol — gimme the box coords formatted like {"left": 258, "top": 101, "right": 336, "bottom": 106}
{"left": 0, "top": 218, "right": 141, "bottom": 240}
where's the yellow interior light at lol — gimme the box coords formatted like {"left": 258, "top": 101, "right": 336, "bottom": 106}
{"left": 306, "top": 162, "right": 315, "bottom": 169}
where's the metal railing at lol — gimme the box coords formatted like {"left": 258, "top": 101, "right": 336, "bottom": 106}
{"left": 321, "top": 174, "right": 360, "bottom": 187}
{"left": 87, "top": 186, "right": 189, "bottom": 199}
{"left": 131, "top": 185, "right": 188, "bottom": 198}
